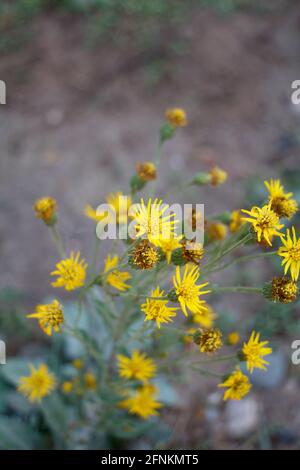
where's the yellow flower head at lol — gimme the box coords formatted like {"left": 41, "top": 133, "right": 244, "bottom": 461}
{"left": 136, "top": 162, "right": 157, "bottom": 181}
{"left": 106, "top": 192, "right": 132, "bottom": 224}
{"left": 117, "top": 350, "right": 156, "bottom": 383}
{"left": 129, "top": 240, "right": 160, "bottom": 270}
{"left": 265, "top": 276, "right": 298, "bottom": 304}
{"left": 242, "top": 331, "right": 272, "bottom": 373}
{"left": 27, "top": 299, "right": 64, "bottom": 336}
{"left": 84, "top": 372, "right": 97, "bottom": 391}
{"left": 195, "top": 328, "right": 223, "bottom": 353}
{"left": 141, "top": 287, "right": 178, "bottom": 329}
{"left": 230, "top": 210, "right": 244, "bottom": 233}
{"left": 119, "top": 385, "right": 162, "bottom": 419}
{"left": 18, "top": 364, "right": 56, "bottom": 403}
{"left": 130, "top": 198, "right": 178, "bottom": 247}
{"left": 165, "top": 107, "right": 187, "bottom": 127}
{"left": 73, "top": 359, "right": 84, "bottom": 369}
{"left": 51, "top": 251, "right": 87, "bottom": 291}
{"left": 158, "top": 236, "right": 182, "bottom": 264}
{"left": 227, "top": 331, "right": 240, "bottom": 346}
{"left": 242, "top": 203, "right": 284, "bottom": 246}
{"left": 34, "top": 197, "right": 57, "bottom": 225}
{"left": 278, "top": 226, "right": 300, "bottom": 281}
{"left": 192, "top": 302, "right": 217, "bottom": 328}
{"left": 104, "top": 254, "right": 131, "bottom": 291}
{"left": 173, "top": 265, "right": 211, "bottom": 316}
{"left": 218, "top": 367, "right": 252, "bottom": 401}
{"left": 209, "top": 166, "right": 228, "bottom": 186}
{"left": 62, "top": 381, "right": 73, "bottom": 394}
{"left": 206, "top": 222, "right": 228, "bottom": 241}
{"left": 265, "top": 179, "right": 298, "bottom": 219}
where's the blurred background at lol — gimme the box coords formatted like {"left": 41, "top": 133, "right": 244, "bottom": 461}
{"left": 1, "top": 0, "right": 300, "bottom": 450}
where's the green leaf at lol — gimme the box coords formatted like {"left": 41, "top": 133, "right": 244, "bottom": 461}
{"left": 0, "top": 417, "right": 40, "bottom": 450}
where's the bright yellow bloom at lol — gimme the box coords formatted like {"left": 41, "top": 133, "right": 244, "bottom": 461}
{"left": 51, "top": 251, "right": 87, "bottom": 291}
{"left": 197, "top": 328, "right": 223, "bottom": 353}
{"left": 130, "top": 198, "right": 178, "bottom": 247}
{"left": 141, "top": 287, "right": 178, "bottom": 328}
{"left": 242, "top": 331, "right": 272, "bottom": 373}
{"left": 278, "top": 226, "right": 300, "bottom": 281}
{"left": 265, "top": 179, "right": 298, "bottom": 219}
{"left": 165, "top": 107, "right": 187, "bottom": 127}
{"left": 117, "top": 350, "right": 156, "bottom": 383}
{"left": 73, "top": 359, "right": 84, "bottom": 369}
{"left": 84, "top": 372, "right": 97, "bottom": 391}
{"left": 27, "top": 299, "right": 64, "bottom": 336}
{"left": 119, "top": 385, "right": 162, "bottom": 419}
{"left": 209, "top": 166, "right": 228, "bottom": 186}
{"left": 242, "top": 203, "right": 284, "bottom": 246}
{"left": 104, "top": 254, "right": 131, "bottom": 291}
{"left": 192, "top": 302, "right": 217, "bottom": 328}
{"left": 230, "top": 210, "right": 244, "bottom": 233}
{"left": 207, "top": 222, "right": 227, "bottom": 241}
{"left": 227, "top": 331, "right": 240, "bottom": 346}
{"left": 62, "top": 381, "right": 73, "bottom": 394}
{"left": 84, "top": 204, "right": 106, "bottom": 223}
{"left": 265, "top": 276, "right": 298, "bottom": 304}
{"left": 218, "top": 368, "right": 252, "bottom": 401}
{"left": 158, "top": 236, "right": 182, "bottom": 264}
{"left": 173, "top": 265, "right": 211, "bottom": 316}
{"left": 136, "top": 162, "right": 157, "bottom": 181}
{"left": 34, "top": 197, "right": 57, "bottom": 225}
{"left": 18, "top": 364, "right": 56, "bottom": 403}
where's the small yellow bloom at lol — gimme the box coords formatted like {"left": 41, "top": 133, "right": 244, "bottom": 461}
{"left": 119, "top": 385, "right": 162, "bottom": 419}
{"left": 165, "top": 108, "right": 187, "bottom": 127}
{"left": 62, "top": 381, "right": 73, "bottom": 394}
{"left": 206, "top": 222, "right": 228, "bottom": 241}
{"left": 278, "top": 226, "right": 300, "bottom": 281}
{"left": 84, "top": 372, "right": 97, "bottom": 391}
{"left": 196, "top": 328, "right": 223, "bottom": 353}
{"left": 173, "top": 265, "right": 211, "bottom": 316}
{"left": 218, "top": 368, "right": 252, "bottom": 401}
{"left": 141, "top": 287, "right": 178, "bottom": 329}
{"left": 104, "top": 254, "right": 131, "bottom": 291}
{"left": 84, "top": 204, "right": 106, "bottom": 223}
{"left": 230, "top": 210, "right": 244, "bottom": 233}
{"left": 227, "top": 331, "right": 240, "bottom": 346}
{"left": 242, "top": 203, "right": 284, "bottom": 246}
{"left": 192, "top": 302, "right": 217, "bottom": 328}
{"left": 51, "top": 251, "right": 87, "bottom": 291}
{"left": 34, "top": 197, "right": 57, "bottom": 225}
{"left": 27, "top": 299, "right": 64, "bottom": 336}
{"left": 242, "top": 331, "right": 272, "bottom": 373}
{"left": 73, "top": 359, "right": 84, "bottom": 369}
{"left": 136, "top": 162, "right": 157, "bottom": 181}
{"left": 265, "top": 179, "right": 298, "bottom": 219}
{"left": 209, "top": 166, "right": 228, "bottom": 186}
{"left": 129, "top": 240, "right": 160, "bottom": 270}
{"left": 264, "top": 276, "right": 298, "bottom": 304}
{"left": 18, "top": 364, "right": 56, "bottom": 403}
{"left": 158, "top": 236, "right": 182, "bottom": 264}
{"left": 117, "top": 350, "right": 156, "bottom": 383}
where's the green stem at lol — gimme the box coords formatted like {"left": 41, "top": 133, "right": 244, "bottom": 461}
{"left": 189, "top": 365, "right": 223, "bottom": 378}
{"left": 50, "top": 224, "right": 66, "bottom": 258}
{"left": 208, "top": 250, "right": 277, "bottom": 275}
{"left": 211, "top": 285, "right": 262, "bottom": 294}
{"left": 189, "top": 354, "right": 237, "bottom": 365}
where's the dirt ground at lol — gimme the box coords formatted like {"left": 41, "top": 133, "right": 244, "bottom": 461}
{"left": 1, "top": 4, "right": 300, "bottom": 449}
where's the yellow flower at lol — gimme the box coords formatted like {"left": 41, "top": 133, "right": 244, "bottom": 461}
{"left": 158, "top": 236, "right": 182, "bottom": 264}
{"left": 119, "top": 385, "right": 162, "bottom": 419}
{"left": 209, "top": 166, "right": 228, "bottom": 186}
{"left": 104, "top": 254, "right": 131, "bottom": 291}
{"left": 62, "top": 381, "right": 73, "bottom": 394}
{"left": 117, "top": 350, "right": 156, "bottom": 383}
{"left": 242, "top": 203, "right": 284, "bottom": 246}
{"left": 106, "top": 192, "right": 132, "bottom": 224}
{"left": 195, "top": 328, "right": 223, "bottom": 353}
{"left": 173, "top": 265, "right": 211, "bottom": 316}
{"left": 242, "top": 331, "right": 272, "bottom": 373}
{"left": 192, "top": 302, "right": 217, "bottom": 328}
{"left": 264, "top": 276, "right": 298, "bottom": 304}
{"left": 136, "top": 162, "right": 157, "bottom": 181}
{"left": 34, "top": 197, "right": 57, "bottom": 225}
{"left": 218, "top": 368, "right": 252, "bottom": 401}
{"left": 130, "top": 198, "right": 178, "bottom": 247}
{"left": 18, "top": 364, "right": 56, "bottom": 403}
{"left": 27, "top": 299, "right": 64, "bottom": 336}
{"left": 206, "top": 222, "right": 227, "bottom": 241}
{"left": 265, "top": 179, "right": 298, "bottom": 219}
{"left": 141, "top": 287, "right": 178, "bottom": 329}
{"left": 227, "top": 331, "right": 240, "bottom": 346}
{"left": 84, "top": 372, "right": 97, "bottom": 391}
{"left": 230, "top": 210, "right": 244, "bottom": 233}
{"left": 129, "top": 240, "right": 159, "bottom": 270}
{"left": 84, "top": 204, "right": 106, "bottom": 223}
{"left": 165, "top": 107, "right": 187, "bottom": 127}
{"left": 278, "top": 226, "right": 300, "bottom": 281}
{"left": 73, "top": 359, "right": 84, "bottom": 369}
{"left": 51, "top": 251, "right": 87, "bottom": 291}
